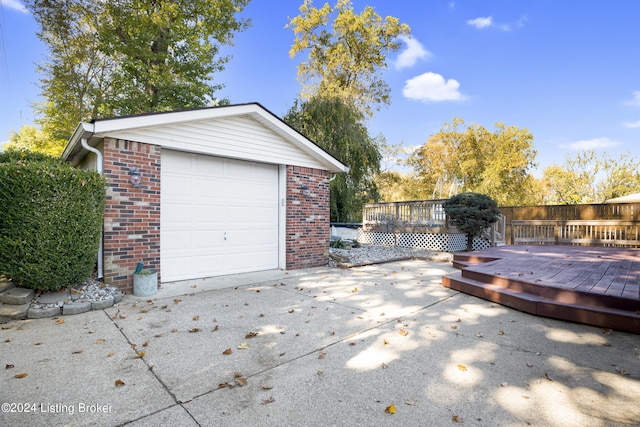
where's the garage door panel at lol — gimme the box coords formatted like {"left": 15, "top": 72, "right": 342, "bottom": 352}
{"left": 162, "top": 150, "right": 279, "bottom": 282}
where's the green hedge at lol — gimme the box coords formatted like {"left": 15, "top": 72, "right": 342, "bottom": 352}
{"left": 0, "top": 150, "right": 105, "bottom": 291}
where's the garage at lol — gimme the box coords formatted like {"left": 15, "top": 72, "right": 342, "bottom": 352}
{"left": 62, "top": 103, "right": 348, "bottom": 291}
{"left": 161, "top": 150, "right": 279, "bottom": 282}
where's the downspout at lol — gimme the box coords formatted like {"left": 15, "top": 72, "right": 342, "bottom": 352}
{"left": 81, "top": 138, "right": 104, "bottom": 279}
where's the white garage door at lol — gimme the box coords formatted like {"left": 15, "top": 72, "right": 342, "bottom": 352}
{"left": 161, "top": 150, "right": 279, "bottom": 282}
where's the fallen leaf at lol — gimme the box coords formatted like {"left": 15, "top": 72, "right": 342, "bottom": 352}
{"left": 142, "top": 341, "right": 149, "bottom": 347}
{"left": 222, "top": 348, "right": 233, "bottom": 355}
{"left": 131, "top": 343, "right": 137, "bottom": 349}
{"left": 385, "top": 404, "right": 397, "bottom": 414}
{"left": 380, "top": 312, "right": 385, "bottom": 316}
{"left": 450, "top": 325, "right": 458, "bottom": 330}
{"left": 452, "top": 415, "right": 463, "bottom": 423}
{"left": 498, "top": 330, "right": 505, "bottom": 335}
{"left": 457, "top": 364, "right": 468, "bottom": 372}
{"left": 15, "top": 373, "right": 28, "bottom": 379}
{"left": 526, "top": 363, "right": 533, "bottom": 368}
{"left": 456, "top": 318, "right": 462, "bottom": 323}
{"left": 191, "top": 285, "right": 197, "bottom": 289}
{"left": 34, "top": 342, "right": 42, "bottom": 345}
{"left": 602, "top": 328, "right": 612, "bottom": 335}
{"left": 171, "top": 328, "right": 178, "bottom": 333}
{"left": 288, "top": 309, "right": 295, "bottom": 313}
{"left": 405, "top": 399, "right": 416, "bottom": 406}
{"left": 349, "top": 342, "right": 356, "bottom": 346}
{"left": 352, "top": 287, "right": 358, "bottom": 293}
{"left": 318, "top": 351, "right": 327, "bottom": 359}
{"left": 475, "top": 332, "right": 484, "bottom": 338}
{"left": 381, "top": 363, "right": 388, "bottom": 369}
{"left": 544, "top": 372, "right": 554, "bottom": 381}
{"left": 5, "top": 364, "right": 14, "bottom": 369}
{"left": 119, "top": 313, "right": 127, "bottom": 319}
{"left": 237, "top": 343, "right": 250, "bottom": 349}
{"left": 136, "top": 317, "right": 142, "bottom": 321}
{"left": 258, "top": 313, "right": 265, "bottom": 317}
{"left": 174, "top": 299, "right": 181, "bottom": 304}
{"left": 236, "top": 377, "right": 248, "bottom": 386}
{"left": 72, "top": 349, "right": 83, "bottom": 354}
{"left": 245, "top": 331, "right": 258, "bottom": 339}
{"left": 261, "top": 396, "right": 275, "bottom": 405}
{"left": 115, "top": 379, "right": 125, "bottom": 387}
{"left": 212, "top": 325, "right": 219, "bottom": 332}
{"left": 383, "top": 339, "right": 389, "bottom": 345}
{"left": 107, "top": 352, "right": 115, "bottom": 357}
{"left": 95, "top": 339, "right": 105, "bottom": 344}
{"left": 189, "top": 328, "right": 201, "bottom": 333}
{"left": 500, "top": 382, "right": 509, "bottom": 387}
{"left": 4, "top": 338, "right": 12, "bottom": 342}
{"left": 139, "top": 309, "right": 148, "bottom": 313}
{"left": 218, "top": 382, "right": 229, "bottom": 388}
{"left": 192, "top": 316, "right": 200, "bottom": 321}
{"left": 134, "top": 351, "right": 145, "bottom": 358}
{"left": 1, "top": 325, "right": 13, "bottom": 330}
{"left": 56, "top": 318, "right": 64, "bottom": 325}
{"left": 399, "top": 329, "right": 409, "bottom": 336}
{"left": 615, "top": 367, "right": 630, "bottom": 376}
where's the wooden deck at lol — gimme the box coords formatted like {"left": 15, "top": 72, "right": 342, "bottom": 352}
{"left": 442, "top": 245, "right": 640, "bottom": 334}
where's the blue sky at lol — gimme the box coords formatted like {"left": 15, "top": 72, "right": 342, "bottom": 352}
{"left": 1, "top": 0, "right": 639, "bottom": 176}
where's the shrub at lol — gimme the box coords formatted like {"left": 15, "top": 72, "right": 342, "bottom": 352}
{"left": 443, "top": 192, "right": 500, "bottom": 251}
{"left": 0, "top": 150, "right": 105, "bottom": 291}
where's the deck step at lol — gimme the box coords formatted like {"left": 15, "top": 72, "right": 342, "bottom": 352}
{"left": 443, "top": 271, "right": 640, "bottom": 334}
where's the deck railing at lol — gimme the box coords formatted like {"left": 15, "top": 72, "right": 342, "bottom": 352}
{"left": 512, "top": 220, "right": 640, "bottom": 247}
{"left": 363, "top": 200, "right": 506, "bottom": 246}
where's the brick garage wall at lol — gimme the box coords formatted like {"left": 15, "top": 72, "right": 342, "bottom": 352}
{"left": 286, "top": 165, "right": 330, "bottom": 269}
{"left": 103, "top": 138, "right": 161, "bottom": 291}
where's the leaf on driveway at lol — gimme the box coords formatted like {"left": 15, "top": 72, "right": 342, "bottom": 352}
{"left": 498, "top": 330, "right": 505, "bottom": 335}
{"left": 245, "top": 331, "right": 258, "bottom": 339}
{"left": 173, "top": 299, "right": 181, "bottom": 304}
{"left": 134, "top": 351, "right": 145, "bottom": 359}
{"left": 261, "top": 396, "right": 275, "bottom": 405}
{"left": 192, "top": 316, "right": 199, "bottom": 321}
{"left": 72, "top": 349, "right": 83, "bottom": 354}
{"left": 189, "top": 328, "right": 201, "bottom": 333}
{"left": 15, "top": 373, "right": 28, "bottom": 379}
{"left": 452, "top": 415, "right": 463, "bottom": 423}
{"left": 237, "top": 343, "right": 250, "bottom": 349}
{"left": 5, "top": 364, "right": 15, "bottom": 369}
{"left": 95, "top": 338, "right": 105, "bottom": 344}
{"left": 457, "top": 364, "right": 467, "bottom": 372}
{"left": 405, "top": 399, "right": 416, "bottom": 406}
{"left": 383, "top": 339, "right": 389, "bottom": 345}
{"left": 544, "top": 372, "right": 554, "bottom": 381}
{"left": 56, "top": 318, "right": 64, "bottom": 325}
{"left": 318, "top": 351, "right": 327, "bottom": 359}
{"left": 399, "top": 329, "right": 409, "bottom": 336}
{"left": 107, "top": 351, "right": 115, "bottom": 357}
{"left": 384, "top": 404, "right": 397, "bottom": 414}
{"left": 223, "top": 348, "right": 233, "bottom": 355}
{"left": 115, "top": 379, "right": 125, "bottom": 387}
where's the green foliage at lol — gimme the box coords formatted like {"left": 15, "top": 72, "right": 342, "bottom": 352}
{"left": 3, "top": 125, "right": 65, "bottom": 157}
{"left": 288, "top": 0, "right": 410, "bottom": 117}
{"left": 285, "top": 97, "right": 381, "bottom": 222}
{"left": 0, "top": 152, "right": 105, "bottom": 291}
{"left": 408, "top": 118, "right": 540, "bottom": 206}
{"left": 543, "top": 150, "right": 640, "bottom": 204}
{"left": 25, "top": 0, "right": 250, "bottom": 142}
{"left": 443, "top": 192, "right": 500, "bottom": 251}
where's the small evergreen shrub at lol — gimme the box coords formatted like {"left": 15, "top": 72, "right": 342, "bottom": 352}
{"left": 0, "top": 150, "right": 105, "bottom": 291}
{"left": 443, "top": 192, "right": 500, "bottom": 252}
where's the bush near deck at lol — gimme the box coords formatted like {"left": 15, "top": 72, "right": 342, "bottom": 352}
{"left": 0, "top": 150, "right": 105, "bottom": 291}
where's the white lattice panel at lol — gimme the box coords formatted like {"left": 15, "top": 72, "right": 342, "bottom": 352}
{"left": 359, "top": 231, "right": 491, "bottom": 252}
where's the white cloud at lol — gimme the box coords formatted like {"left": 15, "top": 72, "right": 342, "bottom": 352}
{"left": 467, "top": 16, "right": 493, "bottom": 29}
{"left": 2, "top": 0, "right": 28, "bottom": 13}
{"left": 394, "top": 36, "right": 431, "bottom": 70}
{"left": 564, "top": 137, "right": 622, "bottom": 150}
{"left": 467, "top": 15, "right": 527, "bottom": 32}
{"left": 403, "top": 72, "right": 466, "bottom": 102}
{"left": 623, "top": 119, "right": 640, "bottom": 128}
{"left": 625, "top": 90, "right": 640, "bottom": 107}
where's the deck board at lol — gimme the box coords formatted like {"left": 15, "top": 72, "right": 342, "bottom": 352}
{"left": 443, "top": 245, "right": 640, "bottom": 333}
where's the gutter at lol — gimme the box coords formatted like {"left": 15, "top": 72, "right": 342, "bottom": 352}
{"left": 80, "top": 137, "right": 104, "bottom": 280}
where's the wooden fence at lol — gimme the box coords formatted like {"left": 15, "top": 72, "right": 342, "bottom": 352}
{"left": 363, "top": 201, "right": 640, "bottom": 248}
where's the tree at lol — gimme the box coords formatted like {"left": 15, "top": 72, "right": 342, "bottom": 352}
{"left": 3, "top": 125, "right": 60, "bottom": 156}
{"left": 284, "top": 97, "right": 381, "bottom": 222}
{"left": 288, "top": 0, "right": 410, "bottom": 117}
{"left": 408, "top": 118, "right": 540, "bottom": 206}
{"left": 543, "top": 150, "right": 640, "bottom": 204}
{"left": 25, "top": 0, "right": 250, "bottom": 150}
{"left": 443, "top": 192, "right": 500, "bottom": 252}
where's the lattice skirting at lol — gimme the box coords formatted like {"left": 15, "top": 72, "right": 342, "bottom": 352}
{"left": 358, "top": 230, "right": 490, "bottom": 252}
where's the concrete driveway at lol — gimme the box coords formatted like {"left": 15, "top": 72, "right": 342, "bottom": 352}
{"left": 1, "top": 259, "right": 639, "bottom": 426}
